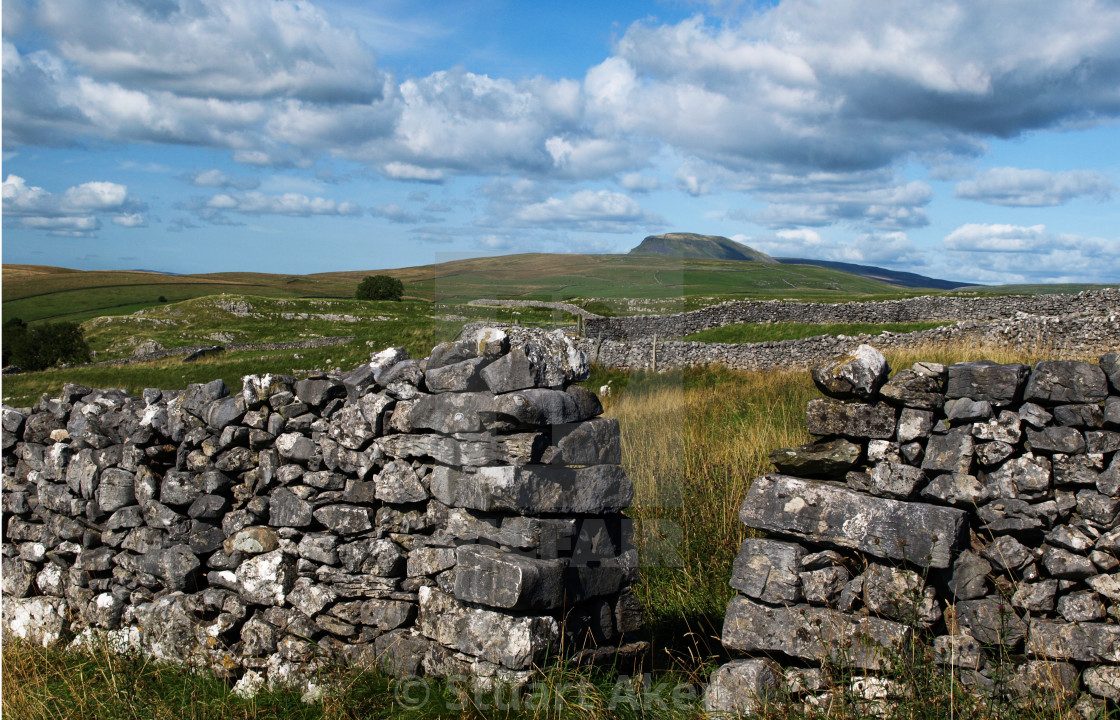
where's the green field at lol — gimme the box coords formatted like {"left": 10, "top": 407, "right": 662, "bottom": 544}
{"left": 3, "top": 257, "right": 936, "bottom": 326}
{"left": 680, "top": 320, "right": 952, "bottom": 343}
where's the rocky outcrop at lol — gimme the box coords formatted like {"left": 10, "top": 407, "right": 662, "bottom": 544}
{"left": 706, "top": 346, "right": 1120, "bottom": 715}
{"left": 1, "top": 328, "right": 642, "bottom": 695}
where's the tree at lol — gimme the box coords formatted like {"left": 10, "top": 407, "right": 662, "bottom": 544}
{"left": 2, "top": 319, "right": 91, "bottom": 371}
{"left": 355, "top": 275, "right": 404, "bottom": 301}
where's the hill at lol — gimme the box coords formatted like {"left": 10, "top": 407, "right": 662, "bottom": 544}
{"left": 3, "top": 256, "right": 914, "bottom": 325}
{"left": 628, "top": 233, "right": 776, "bottom": 263}
{"left": 776, "top": 258, "right": 972, "bottom": 290}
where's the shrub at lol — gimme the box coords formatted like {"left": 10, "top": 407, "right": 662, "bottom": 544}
{"left": 2, "top": 318, "right": 91, "bottom": 371}
{"left": 355, "top": 275, "right": 404, "bottom": 302}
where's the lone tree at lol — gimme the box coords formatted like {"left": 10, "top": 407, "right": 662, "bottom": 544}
{"left": 355, "top": 275, "right": 404, "bottom": 301}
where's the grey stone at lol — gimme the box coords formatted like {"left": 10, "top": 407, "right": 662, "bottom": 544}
{"left": 768, "top": 438, "right": 861, "bottom": 477}
{"left": 721, "top": 595, "right": 909, "bottom": 670}
{"left": 2, "top": 558, "right": 35, "bottom": 597}
{"left": 811, "top": 344, "right": 890, "bottom": 400}
{"left": 897, "top": 408, "right": 934, "bottom": 443}
{"left": 798, "top": 566, "right": 851, "bottom": 606}
{"left": 703, "top": 659, "right": 782, "bottom": 716}
{"left": 479, "top": 349, "right": 535, "bottom": 394}
{"left": 1078, "top": 489, "right": 1120, "bottom": 526}
{"left": 921, "top": 428, "right": 974, "bottom": 475}
{"left": 1007, "top": 660, "right": 1080, "bottom": 708}
{"left": 920, "top": 473, "right": 988, "bottom": 507}
{"left": 2, "top": 596, "right": 69, "bottom": 646}
{"left": 1019, "top": 401, "right": 1053, "bottom": 428}
{"left": 326, "top": 404, "right": 374, "bottom": 451}
{"left": 739, "top": 474, "right": 968, "bottom": 568}
{"left": 947, "top": 361, "right": 1030, "bottom": 407}
{"left": 377, "top": 431, "right": 545, "bottom": 467}
{"left": 205, "top": 395, "right": 246, "bottom": 431}
{"left": 313, "top": 504, "right": 373, "bottom": 535}
{"left": 728, "top": 538, "right": 806, "bottom": 604}
{"left": 337, "top": 538, "right": 405, "bottom": 576}
{"left": 972, "top": 410, "right": 1022, "bottom": 443}
{"left": 1055, "top": 404, "right": 1104, "bottom": 428}
{"left": 406, "top": 546, "right": 457, "bottom": 577}
{"left": 863, "top": 564, "right": 939, "bottom": 625}
{"left": 1083, "top": 666, "right": 1120, "bottom": 702}
{"left": 1043, "top": 546, "right": 1096, "bottom": 579}
{"left": 236, "top": 549, "right": 296, "bottom": 606}
{"left": 96, "top": 468, "right": 135, "bottom": 512}
{"left": 417, "top": 586, "right": 559, "bottom": 670}
{"left": 180, "top": 379, "right": 228, "bottom": 418}
{"left": 945, "top": 397, "right": 993, "bottom": 423}
{"left": 949, "top": 551, "right": 992, "bottom": 600}
{"left": 975, "top": 441, "right": 1015, "bottom": 467}
{"left": 268, "top": 488, "right": 313, "bottom": 527}
{"left": 1025, "top": 361, "right": 1109, "bottom": 406}
{"left": 805, "top": 398, "right": 897, "bottom": 439}
{"left": 980, "top": 454, "right": 1051, "bottom": 500}
{"left": 424, "top": 357, "right": 486, "bottom": 393}
{"left": 431, "top": 464, "right": 633, "bottom": 515}
{"left": 294, "top": 378, "right": 344, "bottom": 407}
{"left": 1102, "top": 353, "right": 1120, "bottom": 393}
{"left": 879, "top": 369, "right": 943, "bottom": 410}
{"left": 551, "top": 417, "right": 621, "bottom": 466}
{"left": 514, "top": 328, "right": 590, "bottom": 388}
{"left": 977, "top": 498, "right": 1047, "bottom": 533}
{"left": 296, "top": 533, "right": 339, "bottom": 565}
{"left": 405, "top": 392, "right": 493, "bottom": 434}
{"left": 869, "top": 461, "right": 925, "bottom": 499}
{"left": 1099, "top": 456, "right": 1120, "bottom": 496}
{"left": 956, "top": 597, "right": 1026, "bottom": 647}
{"left": 374, "top": 460, "right": 429, "bottom": 504}
{"left": 492, "top": 387, "right": 601, "bottom": 429}
{"left": 1086, "top": 430, "right": 1120, "bottom": 454}
{"left": 934, "top": 633, "right": 983, "bottom": 670}
{"left": 1027, "top": 426, "right": 1086, "bottom": 454}
{"left": 1107, "top": 397, "right": 1120, "bottom": 428}
{"left": 160, "top": 470, "right": 206, "bottom": 506}
{"left": 1057, "top": 591, "right": 1105, "bottom": 622}
{"left": 1027, "top": 619, "right": 1120, "bottom": 663}
{"left": 1012, "top": 579, "right": 1058, "bottom": 612}
{"left": 155, "top": 545, "right": 201, "bottom": 590}
{"left": 276, "top": 432, "right": 316, "bottom": 462}
{"left": 982, "top": 535, "right": 1035, "bottom": 570}
{"left": 454, "top": 545, "right": 567, "bottom": 610}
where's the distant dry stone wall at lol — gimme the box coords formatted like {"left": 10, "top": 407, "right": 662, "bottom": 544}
{"left": 585, "top": 288, "right": 1120, "bottom": 341}
{"left": 468, "top": 299, "right": 600, "bottom": 320}
{"left": 585, "top": 315, "right": 1120, "bottom": 372}
{"left": 1, "top": 329, "right": 642, "bottom": 697}
{"left": 706, "top": 347, "right": 1120, "bottom": 716}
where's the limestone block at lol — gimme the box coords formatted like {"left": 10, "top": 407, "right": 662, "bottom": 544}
{"left": 703, "top": 659, "right": 782, "bottom": 716}
{"left": 721, "top": 595, "right": 909, "bottom": 670}
{"left": 805, "top": 398, "right": 897, "bottom": 439}
{"left": 1025, "top": 361, "right": 1109, "bottom": 406}
{"left": 738, "top": 474, "right": 968, "bottom": 568}
{"left": 728, "top": 538, "right": 806, "bottom": 604}
{"left": 453, "top": 545, "right": 567, "bottom": 610}
{"left": 946, "top": 361, "right": 1030, "bottom": 407}
{"left": 769, "top": 438, "right": 861, "bottom": 477}
{"left": 431, "top": 464, "right": 633, "bottom": 515}
{"left": 811, "top": 344, "right": 890, "bottom": 400}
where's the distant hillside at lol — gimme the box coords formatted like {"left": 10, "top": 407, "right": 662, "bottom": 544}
{"left": 777, "top": 258, "right": 973, "bottom": 290}
{"left": 630, "top": 233, "right": 776, "bottom": 263}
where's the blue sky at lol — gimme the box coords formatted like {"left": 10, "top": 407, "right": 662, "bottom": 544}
{"left": 3, "top": 0, "right": 1119, "bottom": 285}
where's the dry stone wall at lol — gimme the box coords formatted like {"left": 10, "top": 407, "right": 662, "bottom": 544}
{"left": 705, "top": 346, "right": 1120, "bottom": 717}
{"left": 1, "top": 328, "right": 643, "bottom": 696}
{"left": 585, "top": 288, "right": 1120, "bottom": 341}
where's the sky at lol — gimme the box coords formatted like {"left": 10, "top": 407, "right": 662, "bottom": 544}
{"left": 3, "top": 0, "right": 1120, "bottom": 285}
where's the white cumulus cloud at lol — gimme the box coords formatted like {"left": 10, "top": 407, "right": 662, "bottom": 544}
{"left": 954, "top": 167, "right": 1114, "bottom": 206}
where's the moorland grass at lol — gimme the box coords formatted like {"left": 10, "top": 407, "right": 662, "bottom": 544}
{"left": 2, "top": 339, "right": 1108, "bottom": 720}
{"left": 679, "top": 321, "right": 951, "bottom": 344}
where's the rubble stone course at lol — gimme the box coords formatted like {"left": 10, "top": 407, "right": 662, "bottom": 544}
{"left": 1, "top": 328, "right": 643, "bottom": 696}
{"left": 706, "top": 345, "right": 1120, "bottom": 715}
